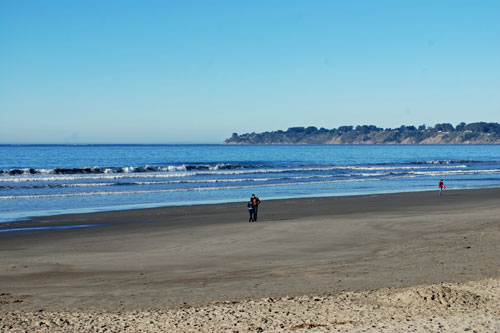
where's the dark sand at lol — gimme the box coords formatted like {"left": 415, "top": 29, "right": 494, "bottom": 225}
{"left": 0, "top": 188, "right": 499, "bottom": 312}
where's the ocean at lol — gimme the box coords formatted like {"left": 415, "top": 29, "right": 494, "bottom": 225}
{"left": 1, "top": 144, "right": 499, "bottom": 223}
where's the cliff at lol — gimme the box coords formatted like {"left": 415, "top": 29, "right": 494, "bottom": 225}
{"left": 223, "top": 122, "right": 500, "bottom": 145}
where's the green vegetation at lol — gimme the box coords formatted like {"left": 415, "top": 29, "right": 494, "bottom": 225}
{"left": 224, "top": 122, "right": 500, "bottom": 145}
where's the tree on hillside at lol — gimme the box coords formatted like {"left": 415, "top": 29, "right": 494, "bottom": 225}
{"left": 455, "top": 122, "right": 466, "bottom": 131}
{"left": 465, "top": 122, "right": 500, "bottom": 133}
{"left": 434, "top": 123, "right": 454, "bottom": 132}
{"left": 305, "top": 126, "right": 318, "bottom": 134}
{"left": 338, "top": 126, "right": 353, "bottom": 132}
{"left": 287, "top": 127, "right": 305, "bottom": 133}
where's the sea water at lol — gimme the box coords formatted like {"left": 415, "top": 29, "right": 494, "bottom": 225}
{"left": 1, "top": 144, "right": 499, "bottom": 223}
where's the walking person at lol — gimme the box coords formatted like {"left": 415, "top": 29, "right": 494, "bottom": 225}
{"left": 251, "top": 194, "right": 261, "bottom": 222}
{"left": 438, "top": 179, "right": 445, "bottom": 196}
{"left": 247, "top": 197, "right": 255, "bottom": 222}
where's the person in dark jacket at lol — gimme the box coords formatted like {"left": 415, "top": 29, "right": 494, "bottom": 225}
{"left": 247, "top": 198, "right": 255, "bottom": 222}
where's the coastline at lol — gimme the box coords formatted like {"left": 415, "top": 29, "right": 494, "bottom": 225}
{"left": 2, "top": 187, "right": 500, "bottom": 230}
{"left": 1, "top": 188, "right": 499, "bottom": 331}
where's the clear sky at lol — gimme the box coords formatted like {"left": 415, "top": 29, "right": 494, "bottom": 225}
{"left": 1, "top": 1, "right": 499, "bottom": 143}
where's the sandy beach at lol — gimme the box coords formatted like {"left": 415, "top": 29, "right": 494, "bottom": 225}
{"left": 1, "top": 188, "right": 499, "bottom": 331}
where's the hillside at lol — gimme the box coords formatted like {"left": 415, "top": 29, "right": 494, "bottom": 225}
{"left": 223, "top": 122, "right": 500, "bottom": 145}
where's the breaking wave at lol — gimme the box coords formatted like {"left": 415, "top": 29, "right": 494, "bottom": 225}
{"left": 0, "top": 163, "right": 251, "bottom": 176}
{"left": 0, "top": 163, "right": 471, "bottom": 182}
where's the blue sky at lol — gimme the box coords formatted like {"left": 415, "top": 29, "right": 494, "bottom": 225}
{"left": 1, "top": 1, "right": 499, "bottom": 143}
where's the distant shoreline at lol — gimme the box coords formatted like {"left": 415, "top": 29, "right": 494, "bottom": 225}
{"left": 224, "top": 122, "right": 500, "bottom": 144}
{"left": 223, "top": 142, "right": 500, "bottom": 145}
{"left": 6, "top": 140, "right": 499, "bottom": 147}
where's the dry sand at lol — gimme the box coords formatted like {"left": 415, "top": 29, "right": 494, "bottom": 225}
{"left": 1, "top": 278, "right": 498, "bottom": 332}
{"left": 1, "top": 188, "right": 499, "bottom": 331}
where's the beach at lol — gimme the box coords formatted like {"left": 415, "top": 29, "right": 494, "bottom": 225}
{"left": 1, "top": 188, "right": 499, "bottom": 331}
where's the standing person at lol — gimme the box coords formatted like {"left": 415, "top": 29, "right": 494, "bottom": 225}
{"left": 247, "top": 198, "right": 255, "bottom": 222}
{"left": 251, "top": 194, "right": 261, "bottom": 222}
{"left": 438, "top": 179, "right": 445, "bottom": 196}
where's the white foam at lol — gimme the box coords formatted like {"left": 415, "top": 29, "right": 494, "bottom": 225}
{"left": 408, "top": 169, "right": 500, "bottom": 177}
{"left": 0, "top": 172, "right": 195, "bottom": 183}
{"left": 335, "top": 165, "right": 468, "bottom": 171}
{"left": 0, "top": 174, "right": 385, "bottom": 189}
{"left": 0, "top": 178, "right": 383, "bottom": 200}
{"left": 44, "top": 183, "right": 116, "bottom": 188}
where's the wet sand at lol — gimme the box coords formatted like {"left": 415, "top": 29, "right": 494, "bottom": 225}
{"left": 1, "top": 188, "right": 499, "bottom": 331}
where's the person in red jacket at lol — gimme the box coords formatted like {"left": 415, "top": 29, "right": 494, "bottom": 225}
{"left": 251, "top": 194, "right": 261, "bottom": 221}
{"left": 438, "top": 179, "right": 445, "bottom": 196}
